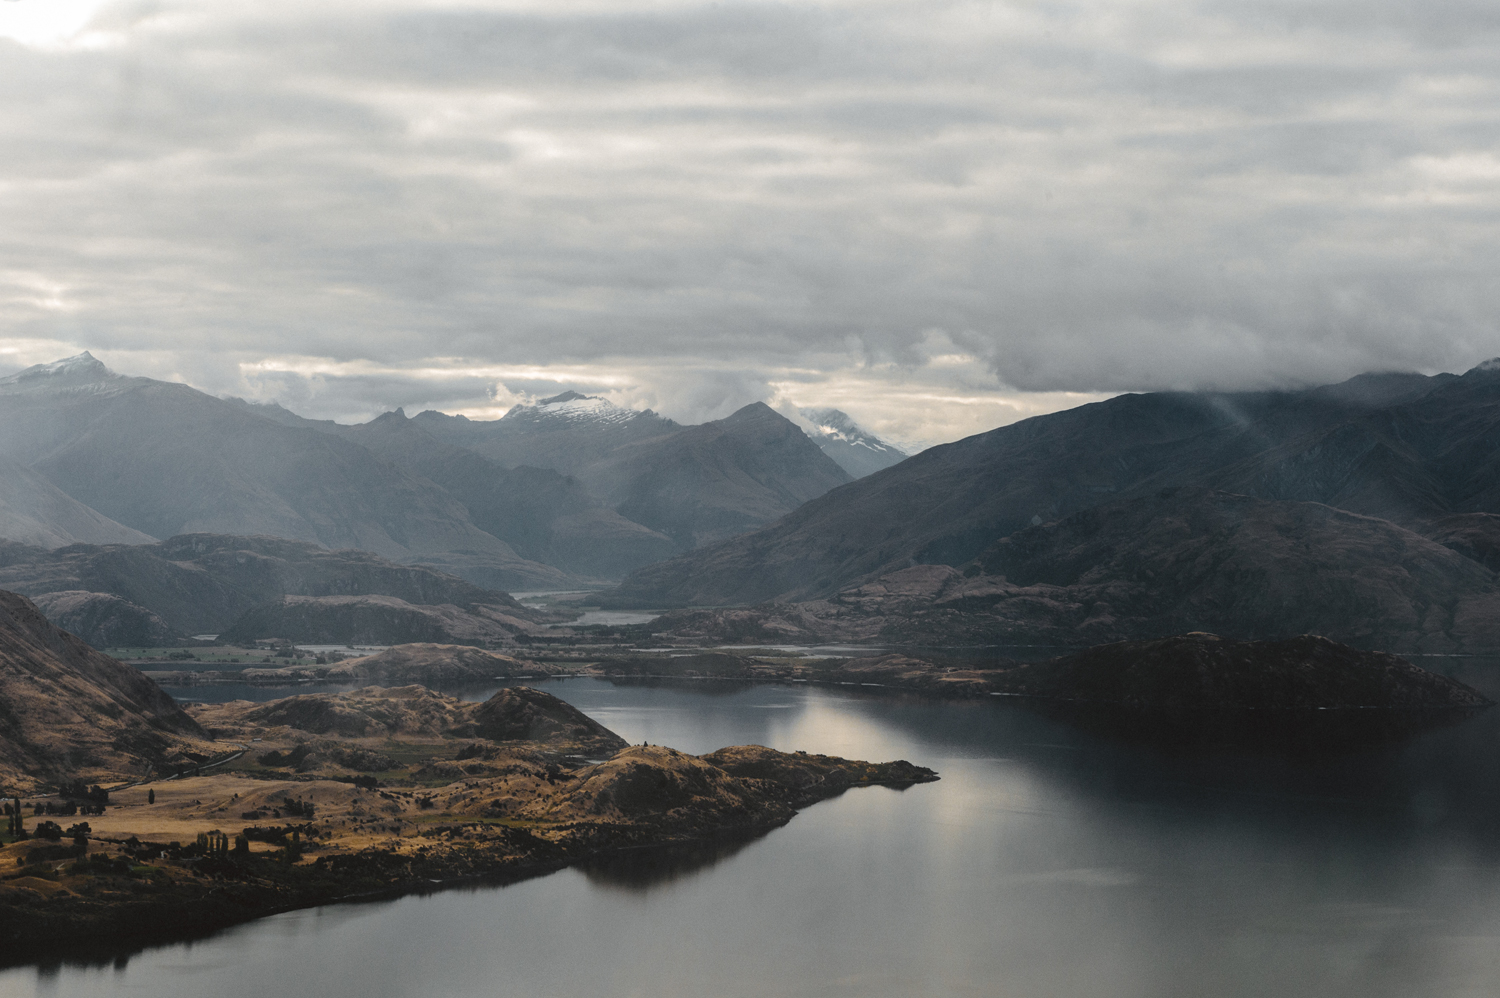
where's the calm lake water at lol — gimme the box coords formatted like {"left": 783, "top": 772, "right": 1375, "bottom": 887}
{"left": 9, "top": 663, "right": 1500, "bottom": 997}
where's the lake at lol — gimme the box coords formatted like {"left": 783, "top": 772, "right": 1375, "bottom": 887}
{"left": 8, "top": 664, "right": 1500, "bottom": 997}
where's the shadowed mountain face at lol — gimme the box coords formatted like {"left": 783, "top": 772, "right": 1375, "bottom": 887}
{"left": 0, "top": 455, "right": 155, "bottom": 550}
{"left": 0, "top": 356, "right": 567, "bottom": 590}
{"left": 417, "top": 398, "right": 853, "bottom": 549}
{"left": 0, "top": 534, "right": 545, "bottom": 641}
{"left": 0, "top": 590, "right": 212, "bottom": 792}
{"left": 645, "top": 490, "right": 1500, "bottom": 653}
{"left": 608, "top": 363, "right": 1500, "bottom": 609}
{"left": 27, "top": 591, "right": 180, "bottom": 648}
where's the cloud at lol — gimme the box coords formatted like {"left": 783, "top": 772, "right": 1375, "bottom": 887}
{"left": 2, "top": 0, "right": 1499, "bottom": 447}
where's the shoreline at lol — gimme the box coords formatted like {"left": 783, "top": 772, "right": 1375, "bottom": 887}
{"left": 1, "top": 747, "right": 936, "bottom": 967}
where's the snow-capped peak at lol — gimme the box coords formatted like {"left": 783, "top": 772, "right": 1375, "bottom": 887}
{"left": 503, "top": 390, "right": 651, "bottom": 427}
{"left": 800, "top": 407, "right": 903, "bottom": 455}
{"left": 796, "top": 407, "right": 908, "bottom": 478}
{"left": 0, "top": 352, "right": 117, "bottom": 392}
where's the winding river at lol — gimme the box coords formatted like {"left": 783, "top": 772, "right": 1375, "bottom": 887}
{"left": 8, "top": 662, "right": 1500, "bottom": 997}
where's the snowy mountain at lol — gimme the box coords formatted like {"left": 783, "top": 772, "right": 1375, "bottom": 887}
{"left": 798, "top": 408, "right": 907, "bottom": 479}
{"left": 500, "top": 391, "right": 658, "bottom": 428}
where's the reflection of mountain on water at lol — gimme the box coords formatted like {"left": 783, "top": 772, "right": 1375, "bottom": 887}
{"left": 580, "top": 833, "right": 765, "bottom": 891}
{"left": 1020, "top": 700, "right": 1487, "bottom": 755}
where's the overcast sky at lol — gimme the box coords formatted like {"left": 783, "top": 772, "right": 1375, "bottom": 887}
{"left": 2, "top": 0, "right": 1499, "bottom": 450}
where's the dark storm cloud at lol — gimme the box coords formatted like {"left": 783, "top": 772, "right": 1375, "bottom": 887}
{"left": 3, "top": 0, "right": 1500, "bottom": 446}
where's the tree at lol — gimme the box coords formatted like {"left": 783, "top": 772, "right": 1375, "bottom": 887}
{"left": 148, "top": 789, "right": 155, "bottom": 804}
{"left": 34, "top": 820, "right": 63, "bottom": 842}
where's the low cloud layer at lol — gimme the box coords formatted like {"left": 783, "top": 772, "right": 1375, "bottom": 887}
{"left": 2, "top": 0, "right": 1498, "bottom": 448}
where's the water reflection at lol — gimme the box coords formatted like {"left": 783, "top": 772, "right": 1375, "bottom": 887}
{"left": 580, "top": 834, "right": 765, "bottom": 892}
{"left": 11, "top": 668, "right": 1500, "bottom": 997}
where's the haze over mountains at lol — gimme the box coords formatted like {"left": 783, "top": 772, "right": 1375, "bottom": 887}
{"left": 0, "top": 356, "right": 883, "bottom": 596}
{"left": 20, "top": 349, "right": 1500, "bottom": 654}
{"left": 412, "top": 393, "right": 855, "bottom": 548}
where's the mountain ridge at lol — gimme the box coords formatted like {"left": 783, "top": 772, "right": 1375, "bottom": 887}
{"left": 606, "top": 363, "right": 1500, "bottom": 609}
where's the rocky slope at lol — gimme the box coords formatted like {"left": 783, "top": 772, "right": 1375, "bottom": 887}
{"left": 325, "top": 643, "right": 543, "bottom": 686}
{"left": 643, "top": 490, "right": 1500, "bottom": 654}
{"left": 197, "top": 684, "right": 628, "bottom": 756}
{"left": 0, "top": 590, "right": 214, "bottom": 792}
{"left": 26, "top": 591, "right": 181, "bottom": 648}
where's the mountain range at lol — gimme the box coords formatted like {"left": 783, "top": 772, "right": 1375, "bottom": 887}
{"left": 610, "top": 363, "right": 1500, "bottom": 605}
{"left": 607, "top": 361, "right": 1500, "bottom": 653}
{"left": 413, "top": 394, "right": 854, "bottom": 548}
{"left": 0, "top": 357, "right": 884, "bottom": 599}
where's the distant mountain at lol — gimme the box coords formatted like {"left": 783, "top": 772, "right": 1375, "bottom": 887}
{"left": 607, "top": 362, "right": 1500, "bottom": 609}
{"left": 0, "top": 534, "right": 556, "bottom": 643}
{"left": 217, "top": 594, "right": 545, "bottom": 648}
{"left": 798, "top": 408, "right": 907, "bottom": 478}
{"left": 0, "top": 355, "right": 566, "bottom": 589}
{"left": 332, "top": 410, "right": 676, "bottom": 579}
{"left": 0, "top": 589, "right": 213, "bottom": 792}
{"left": 28, "top": 590, "right": 181, "bottom": 648}
{"left": 413, "top": 391, "right": 680, "bottom": 477}
{"left": 0, "top": 454, "right": 156, "bottom": 549}
{"left": 417, "top": 397, "right": 854, "bottom": 549}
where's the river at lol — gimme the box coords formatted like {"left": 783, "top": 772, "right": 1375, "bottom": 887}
{"left": 7, "top": 664, "right": 1500, "bottom": 997}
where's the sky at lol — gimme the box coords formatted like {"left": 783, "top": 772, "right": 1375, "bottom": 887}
{"left": 2, "top": 0, "right": 1499, "bottom": 451}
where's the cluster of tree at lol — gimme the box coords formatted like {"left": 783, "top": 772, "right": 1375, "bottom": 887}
{"left": 69, "top": 853, "right": 136, "bottom": 877}
{"left": 30, "top": 799, "right": 105, "bottom": 817}
{"left": 257, "top": 745, "right": 312, "bottom": 769}
{"left": 59, "top": 782, "right": 110, "bottom": 806}
{"left": 194, "top": 830, "right": 233, "bottom": 856}
{"left": 281, "top": 796, "right": 315, "bottom": 818}
{"left": 241, "top": 823, "right": 315, "bottom": 845}
{"left": 4, "top": 799, "right": 24, "bottom": 840}
{"left": 29, "top": 820, "right": 92, "bottom": 842}
{"left": 334, "top": 774, "right": 379, "bottom": 790}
